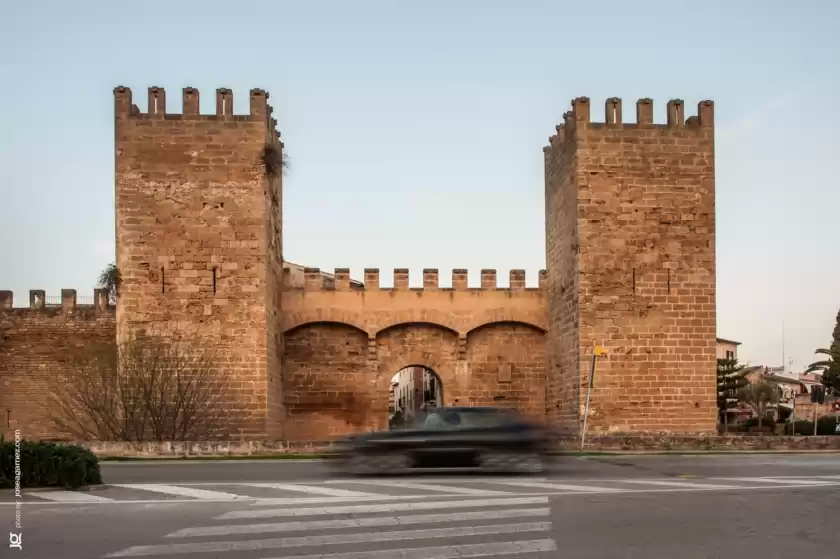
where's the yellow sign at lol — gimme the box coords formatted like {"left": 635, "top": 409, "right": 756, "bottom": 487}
{"left": 594, "top": 346, "right": 608, "bottom": 356}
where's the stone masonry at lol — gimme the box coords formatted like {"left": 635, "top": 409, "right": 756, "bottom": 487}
{"left": 0, "top": 88, "right": 717, "bottom": 442}
{"left": 545, "top": 97, "right": 717, "bottom": 434}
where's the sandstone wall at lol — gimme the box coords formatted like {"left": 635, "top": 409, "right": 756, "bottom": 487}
{"left": 114, "top": 86, "right": 284, "bottom": 438}
{"left": 0, "top": 290, "right": 115, "bottom": 441}
{"left": 280, "top": 269, "right": 548, "bottom": 440}
{"left": 545, "top": 97, "right": 717, "bottom": 434}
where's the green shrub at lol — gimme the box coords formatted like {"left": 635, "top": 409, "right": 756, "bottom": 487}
{"left": 791, "top": 417, "right": 839, "bottom": 436}
{"left": 0, "top": 436, "right": 102, "bottom": 489}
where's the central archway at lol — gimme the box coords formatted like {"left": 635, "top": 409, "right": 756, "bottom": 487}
{"left": 388, "top": 366, "right": 443, "bottom": 429}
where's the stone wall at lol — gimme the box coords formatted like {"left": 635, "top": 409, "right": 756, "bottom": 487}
{"left": 0, "top": 290, "right": 115, "bottom": 440}
{"left": 545, "top": 97, "right": 717, "bottom": 434}
{"left": 281, "top": 269, "right": 548, "bottom": 440}
{"left": 114, "top": 86, "right": 284, "bottom": 439}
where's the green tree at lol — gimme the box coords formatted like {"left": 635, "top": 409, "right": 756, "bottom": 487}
{"left": 805, "top": 308, "right": 840, "bottom": 396}
{"left": 717, "top": 357, "right": 749, "bottom": 432}
{"left": 97, "top": 263, "right": 121, "bottom": 305}
{"left": 737, "top": 379, "right": 780, "bottom": 430}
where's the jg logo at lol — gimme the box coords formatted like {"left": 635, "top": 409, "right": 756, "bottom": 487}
{"left": 9, "top": 532, "right": 22, "bottom": 550}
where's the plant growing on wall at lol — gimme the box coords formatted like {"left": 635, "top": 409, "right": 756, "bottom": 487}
{"left": 805, "top": 308, "right": 840, "bottom": 396}
{"left": 261, "top": 142, "right": 288, "bottom": 179}
{"left": 97, "top": 262, "right": 121, "bottom": 305}
{"left": 45, "top": 336, "right": 231, "bottom": 442}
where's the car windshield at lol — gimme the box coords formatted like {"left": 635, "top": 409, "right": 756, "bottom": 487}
{"left": 417, "top": 408, "right": 515, "bottom": 430}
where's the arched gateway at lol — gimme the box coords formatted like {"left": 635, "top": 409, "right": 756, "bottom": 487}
{"left": 281, "top": 268, "right": 548, "bottom": 440}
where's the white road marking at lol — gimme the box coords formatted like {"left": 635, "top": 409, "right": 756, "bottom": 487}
{"left": 722, "top": 477, "right": 836, "bottom": 486}
{"left": 267, "top": 539, "right": 559, "bottom": 559}
{"left": 345, "top": 480, "right": 511, "bottom": 495}
{"left": 323, "top": 476, "right": 548, "bottom": 484}
{"left": 218, "top": 496, "right": 550, "bottom": 520}
{"left": 110, "top": 484, "right": 249, "bottom": 501}
{"left": 26, "top": 492, "right": 114, "bottom": 503}
{"left": 243, "top": 483, "right": 379, "bottom": 498}
{"left": 168, "top": 507, "right": 551, "bottom": 538}
{"left": 495, "top": 480, "right": 626, "bottom": 493}
{"left": 613, "top": 479, "right": 739, "bottom": 490}
{"left": 107, "top": 521, "right": 553, "bottom": 557}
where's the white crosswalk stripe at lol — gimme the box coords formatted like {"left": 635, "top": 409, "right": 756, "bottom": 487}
{"left": 26, "top": 491, "right": 114, "bottom": 503}
{"left": 109, "top": 484, "right": 250, "bottom": 501}
{"left": 265, "top": 540, "right": 559, "bottom": 559}
{"left": 167, "top": 506, "right": 551, "bottom": 538}
{"left": 243, "top": 482, "right": 380, "bottom": 498}
{"left": 610, "top": 479, "right": 739, "bottom": 490}
{"left": 345, "top": 479, "right": 513, "bottom": 495}
{"left": 106, "top": 522, "right": 554, "bottom": 557}
{"left": 218, "top": 496, "right": 550, "bottom": 520}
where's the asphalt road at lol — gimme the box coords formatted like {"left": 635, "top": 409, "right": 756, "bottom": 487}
{"left": 97, "top": 453, "right": 840, "bottom": 484}
{"left": 4, "top": 454, "right": 840, "bottom": 558}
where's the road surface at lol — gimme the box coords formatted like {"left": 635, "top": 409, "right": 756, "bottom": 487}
{"left": 4, "top": 454, "right": 839, "bottom": 558}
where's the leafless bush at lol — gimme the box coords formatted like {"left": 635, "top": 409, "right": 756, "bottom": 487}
{"left": 47, "top": 337, "right": 230, "bottom": 441}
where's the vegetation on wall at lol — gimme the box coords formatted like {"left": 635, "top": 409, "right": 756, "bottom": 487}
{"left": 45, "top": 336, "right": 231, "bottom": 442}
{"left": 97, "top": 262, "right": 121, "bottom": 304}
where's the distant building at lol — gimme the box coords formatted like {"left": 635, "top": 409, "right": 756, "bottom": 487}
{"left": 716, "top": 337, "right": 741, "bottom": 361}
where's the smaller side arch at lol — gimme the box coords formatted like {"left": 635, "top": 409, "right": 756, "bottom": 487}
{"left": 464, "top": 308, "right": 548, "bottom": 336}
{"left": 282, "top": 308, "right": 371, "bottom": 336}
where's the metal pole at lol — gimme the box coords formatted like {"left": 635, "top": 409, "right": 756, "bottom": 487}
{"left": 813, "top": 402, "right": 818, "bottom": 436}
{"left": 580, "top": 348, "right": 598, "bottom": 452}
{"left": 791, "top": 396, "right": 796, "bottom": 435}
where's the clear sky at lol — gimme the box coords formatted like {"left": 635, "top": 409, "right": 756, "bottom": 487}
{"left": 1, "top": 0, "right": 838, "bottom": 372}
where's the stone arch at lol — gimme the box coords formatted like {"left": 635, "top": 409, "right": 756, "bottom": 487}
{"left": 464, "top": 321, "right": 547, "bottom": 418}
{"left": 373, "top": 309, "right": 462, "bottom": 337}
{"left": 464, "top": 308, "right": 548, "bottom": 336}
{"left": 373, "top": 323, "right": 462, "bottom": 430}
{"left": 282, "top": 321, "right": 372, "bottom": 441}
{"left": 282, "top": 308, "right": 371, "bottom": 336}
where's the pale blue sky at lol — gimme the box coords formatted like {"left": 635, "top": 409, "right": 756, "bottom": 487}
{"left": 1, "top": 1, "right": 838, "bottom": 371}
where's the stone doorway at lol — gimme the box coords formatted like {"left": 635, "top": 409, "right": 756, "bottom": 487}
{"left": 388, "top": 366, "right": 443, "bottom": 429}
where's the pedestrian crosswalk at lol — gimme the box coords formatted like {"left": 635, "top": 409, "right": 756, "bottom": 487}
{"left": 105, "top": 496, "right": 558, "bottom": 558}
{"left": 9, "top": 474, "right": 840, "bottom": 505}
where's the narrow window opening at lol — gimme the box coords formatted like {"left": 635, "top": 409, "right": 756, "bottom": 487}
{"left": 667, "top": 268, "right": 671, "bottom": 294}
{"left": 212, "top": 267, "right": 217, "bottom": 294}
{"left": 632, "top": 269, "right": 636, "bottom": 293}
{"left": 6, "top": 410, "right": 10, "bottom": 427}
{"left": 222, "top": 98, "right": 227, "bottom": 115}
{"left": 153, "top": 95, "right": 158, "bottom": 114}
{"left": 161, "top": 267, "right": 165, "bottom": 294}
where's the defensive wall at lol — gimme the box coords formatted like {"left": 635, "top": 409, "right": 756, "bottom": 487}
{"left": 1, "top": 87, "right": 719, "bottom": 442}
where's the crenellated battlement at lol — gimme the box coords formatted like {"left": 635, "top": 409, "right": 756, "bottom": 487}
{"left": 546, "top": 96, "right": 714, "bottom": 148}
{"left": 0, "top": 289, "right": 113, "bottom": 313}
{"left": 113, "top": 86, "right": 281, "bottom": 141}
{"left": 288, "top": 268, "right": 548, "bottom": 292}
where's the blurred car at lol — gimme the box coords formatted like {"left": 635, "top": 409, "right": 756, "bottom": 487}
{"left": 330, "top": 406, "right": 550, "bottom": 475}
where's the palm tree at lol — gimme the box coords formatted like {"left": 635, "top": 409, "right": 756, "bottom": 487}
{"left": 97, "top": 263, "right": 121, "bottom": 305}
{"left": 805, "top": 308, "right": 840, "bottom": 396}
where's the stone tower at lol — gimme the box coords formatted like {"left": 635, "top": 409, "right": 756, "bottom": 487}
{"left": 113, "top": 86, "right": 285, "bottom": 438}
{"left": 544, "top": 97, "right": 717, "bottom": 434}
